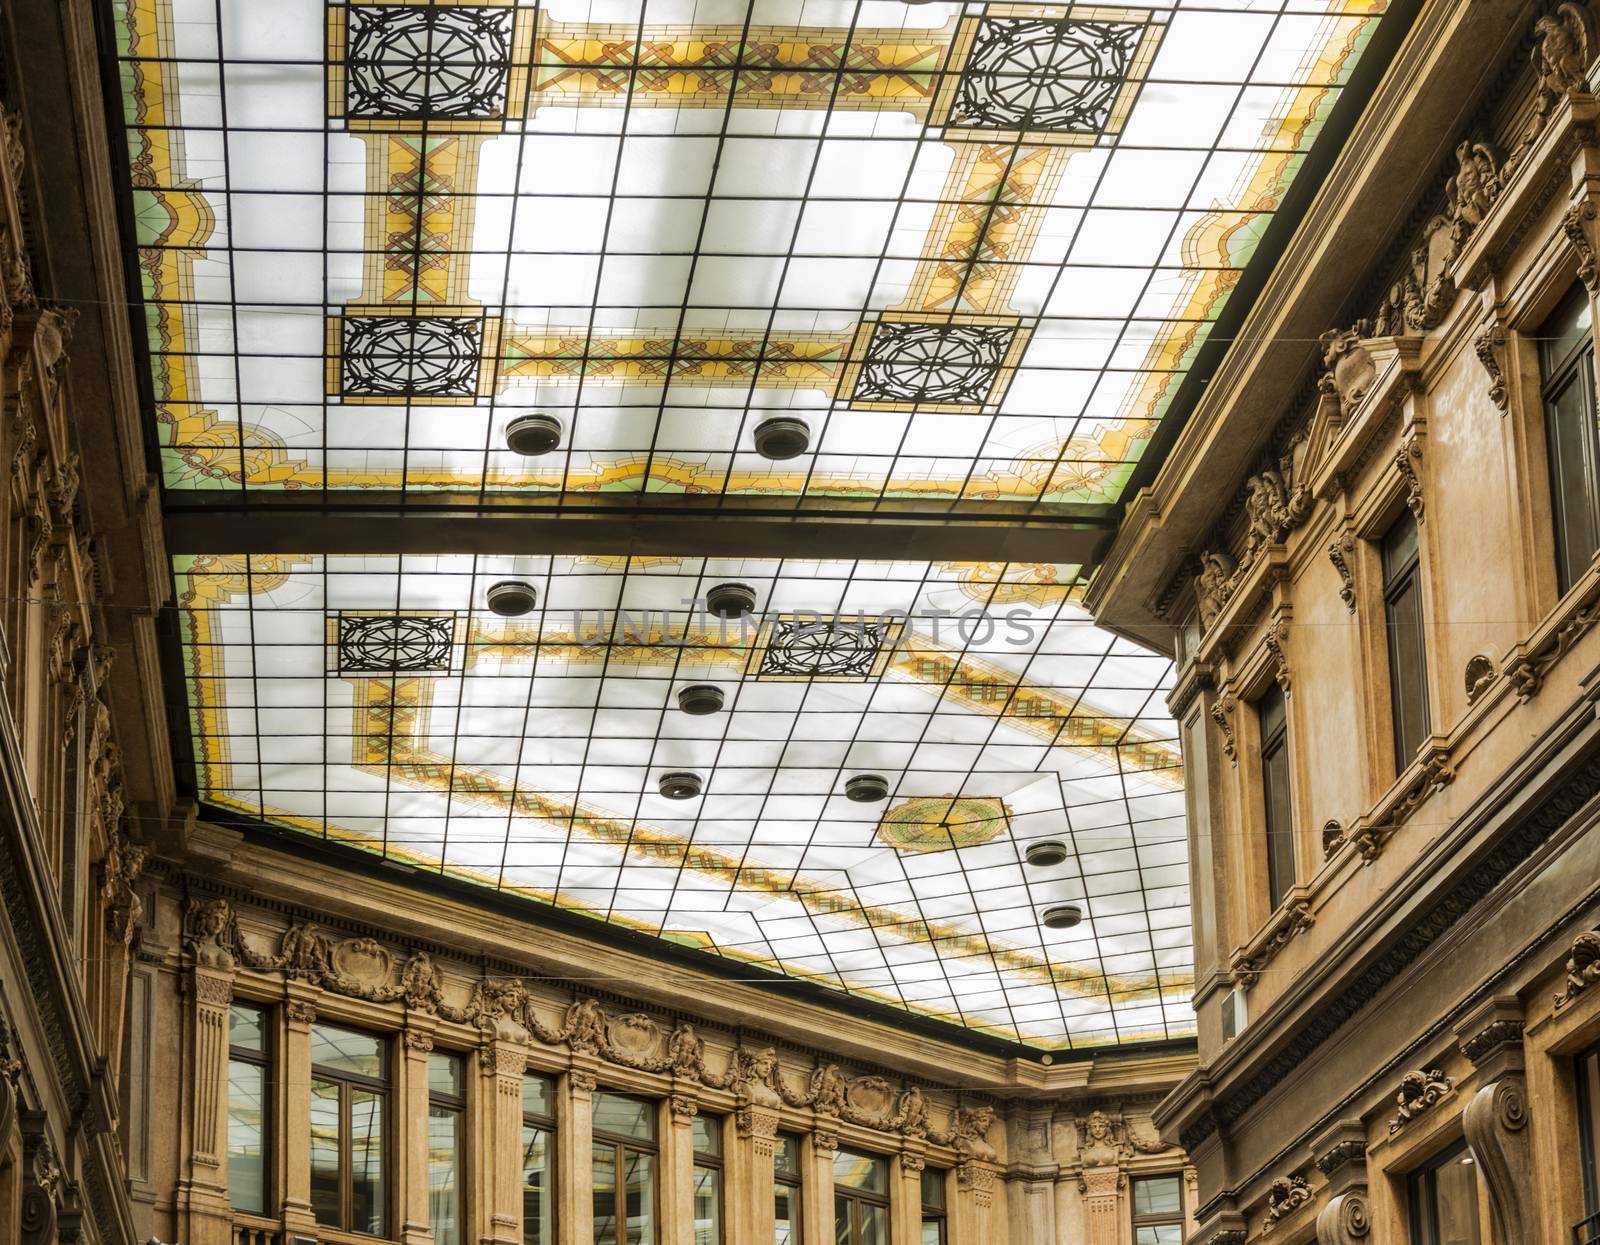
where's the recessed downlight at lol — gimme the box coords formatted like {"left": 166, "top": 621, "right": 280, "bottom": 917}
{"left": 505, "top": 413, "right": 563, "bottom": 456}
{"left": 677, "top": 685, "right": 725, "bottom": 716}
{"left": 705, "top": 582, "right": 757, "bottom": 619}
{"left": 1041, "top": 903, "right": 1083, "bottom": 930}
{"left": 844, "top": 774, "right": 889, "bottom": 803}
{"left": 1024, "top": 839, "right": 1069, "bottom": 868}
{"left": 658, "top": 771, "right": 703, "bottom": 800}
{"left": 485, "top": 580, "right": 538, "bottom": 617}
{"left": 752, "top": 416, "right": 810, "bottom": 460}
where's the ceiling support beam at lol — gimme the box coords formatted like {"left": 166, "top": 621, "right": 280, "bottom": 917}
{"left": 163, "top": 496, "right": 1117, "bottom": 563}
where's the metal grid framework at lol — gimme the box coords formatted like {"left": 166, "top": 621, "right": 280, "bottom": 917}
{"left": 176, "top": 554, "right": 1188, "bottom": 1048}
{"left": 113, "top": 0, "right": 1386, "bottom": 506}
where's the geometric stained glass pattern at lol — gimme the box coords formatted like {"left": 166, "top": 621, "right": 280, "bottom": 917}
{"left": 346, "top": 6, "right": 516, "bottom": 121}
{"left": 848, "top": 320, "right": 1019, "bottom": 410}
{"left": 754, "top": 617, "right": 895, "bottom": 680}
{"left": 948, "top": 17, "right": 1145, "bottom": 135}
{"left": 340, "top": 316, "right": 484, "bottom": 399}
{"left": 337, "top": 614, "right": 455, "bottom": 674}
{"left": 175, "top": 554, "right": 1193, "bottom": 1050}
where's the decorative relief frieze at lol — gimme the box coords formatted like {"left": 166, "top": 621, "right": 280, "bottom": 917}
{"left": 1387, "top": 1069, "right": 1452, "bottom": 1133}
{"left": 1554, "top": 927, "right": 1600, "bottom": 1007}
{"left": 1261, "top": 1174, "right": 1312, "bottom": 1227}
{"left": 1075, "top": 1107, "right": 1172, "bottom": 1162}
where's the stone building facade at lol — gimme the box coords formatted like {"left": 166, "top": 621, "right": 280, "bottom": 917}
{"left": 1087, "top": 2, "right": 1600, "bottom": 1244}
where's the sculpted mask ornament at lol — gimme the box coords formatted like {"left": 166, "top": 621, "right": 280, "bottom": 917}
{"left": 1388, "top": 1069, "right": 1453, "bottom": 1133}
{"left": 1557, "top": 929, "right": 1600, "bottom": 1006}
{"left": 1263, "top": 1174, "right": 1313, "bottom": 1226}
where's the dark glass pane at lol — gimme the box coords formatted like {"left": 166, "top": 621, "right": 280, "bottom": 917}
{"left": 1383, "top": 509, "right": 1419, "bottom": 583}
{"left": 351, "top": 1087, "right": 387, "bottom": 1236}
{"left": 1258, "top": 683, "right": 1285, "bottom": 739}
{"left": 309, "top": 1078, "right": 341, "bottom": 1227}
{"left": 1541, "top": 283, "right": 1593, "bottom": 369}
{"left": 230, "top": 1004, "right": 266, "bottom": 1054}
{"left": 593, "top": 1143, "right": 617, "bottom": 1245}
{"left": 1387, "top": 575, "right": 1431, "bottom": 765}
{"left": 311, "top": 1023, "right": 385, "bottom": 1080}
{"left": 523, "top": 1125, "right": 552, "bottom": 1245}
{"left": 1263, "top": 731, "right": 1295, "bottom": 909}
{"left": 859, "top": 1203, "right": 885, "bottom": 1245}
{"left": 623, "top": 1150, "right": 654, "bottom": 1245}
{"left": 594, "top": 1092, "right": 655, "bottom": 1141}
{"left": 1580, "top": 1047, "right": 1600, "bottom": 1216}
{"left": 774, "top": 1183, "right": 798, "bottom": 1245}
{"left": 832, "top": 1150, "right": 885, "bottom": 1192}
{"left": 428, "top": 1105, "right": 461, "bottom": 1245}
{"left": 227, "top": 1057, "right": 267, "bottom": 1213}
{"left": 693, "top": 1164, "right": 721, "bottom": 1245}
{"left": 1133, "top": 1175, "right": 1182, "bottom": 1217}
{"left": 921, "top": 1219, "right": 945, "bottom": 1245}
{"left": 1136, "top": 1228, "right": 1184, "bottom": 1245}
{"left": 1433, "top": 1148, "right": 1481, "bottom": 1245}
{"left": 1547, "top": 363, "right": 1600, "bottom": 589}
{"left": 921, "top": 1168, "right": 945, "bottom": 1210}
{"left": 835, "top": 1195, "right": 852, "bottom": 1245}
{"left": 773, "top": 1134, "right": 799, "bottom": 1176}
{"left": 692, "top": 1115, "right": 720, "bottom": 1157}
{"left": 428, "top": 1051, "right": 463, "bottom": 1099}
{"left": 524, "top": 1075, "right": 553, "bottom": 1120}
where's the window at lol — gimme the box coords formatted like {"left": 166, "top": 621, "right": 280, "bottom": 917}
{"left": 523, "top": 1075, "right": 554, "bottom": 1245}
{"left": 773, "top": 1133, "right": 802, "bottom": 1245}
{"left": 833, "top": 1150, "right": 888, "bottom": 1245}
{"left": 1542, "top": 283, "right": 1599, "bottom": 591}
{"left": 1383, "top": 508, "right": 1431, "bottom": 768}
{"left": 428, "top": 1052, "right": 465, "bottom": 1245}
{"left": 920, "top": 1168, "right": 947, "bottom": 1245}
{"left": 692, "top": 1115, "right": 722, "bottom": 1245}
{"left": 309, "top": 1022, "right": 389, "bottom": 1236}
{"left": 1132, "top": 1174, "right": 1184, "bottom": 1245}
{"left": 592, "top": 1092, "right": 656, "bottom": 1245}
{"left": 1258, "top": 681, "right": 1294, "bottom": 910}
{"left": 228, "top": 1004, "right": 271, "bottom": 1214}
{"left": 1575, "top": 1044, "right": 1600, "bottom": 1245}
{"left": 1408, "top": 1140, "right": 1481, "bottom": 1245}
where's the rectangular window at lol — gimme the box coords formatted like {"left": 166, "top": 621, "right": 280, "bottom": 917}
{"left": 1408, "top": 1140, "right": 1481, "bottom": 1245}
{"left": 692, "top": 1115, "right": 722, "bottom": 1245}
{"left": 920, "top": 1168, "right": 946, "bottom": 1245}
{"left": 592, "top": 1091, "right": 656, "bottom": 1245}
{"left": 428, "top": 1051, "right": 465, "bottom": 1245}
{"left": 774, "top": 1133, "right": 802, "bottom": 1245}
{"left": 1258, "top": 681, "right": 1294, "bottom": 910}
{"left": 1132, "top": 1174, "right": 1184, "bottom": 1245}
{"left": 833, "top": 1150, "right": 888, "bottom": 1245}
{"left": 1576, "top": 1044, "right": 1600, "bottom": 1245}
{"left": 1383, "top": 508, "right": 1431, "bottom": 768}
{"left": 228, "top": 1003, "right": 271, "bottom": 1215}
{"left": 309, "top": 1022, "right": 389, "bottom": 1236}
{"left": 523, "top": 1075, "right": 555, "bottom": 1245}
{"left": 1542, "top": 283, "right": 1599, "bottom": 591}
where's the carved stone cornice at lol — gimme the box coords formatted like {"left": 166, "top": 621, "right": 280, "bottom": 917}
{"left": 1386, "top": 1069, "right": 1452, "bottom": 1134}
{"left": 1230, "top": 897, "right": 1314, "bottom": 992}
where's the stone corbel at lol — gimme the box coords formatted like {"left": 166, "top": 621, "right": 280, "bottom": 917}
{"left": 20, "top": 1113, "right": 61, "bottom": 1245}
{"left": 1565, "top": 198, "right": 1600, "bottom": 293}
{"left": 1455, "top": 996, "right": 1531, "bottom": 1245}
{"left": 1311, "top": 1120, "right": 1369, "bottom": 1245}
{"left": 1395, "top": 433, "right": 1425, "bottom": 522}
{"left": 1329, "top": 533, "right": 1357, "bottom": 612}
{"left": 1473, "top": 326, "right": 1509, "bottom": 413}
{"left": 1210, "top": 691, "right": 1237, "bottom": 766}
{"left": 1263, "top": 618, "right": 1290, "bottom": 694}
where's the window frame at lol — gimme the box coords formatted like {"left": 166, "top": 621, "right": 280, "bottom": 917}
{"left": 1257, "top": 681, "right": 1295, "bottom": 911}
{"left": 308, "top": 1021, "right": 392, "bottom": 1237}
{"left": 919, "top": 1166, "right": 947, "bottom": 1245}
{"left": 1130, "top": 1172, "right": 1185, "bottom": 1245}
{"left": 692, "top": 1114, "right": 724, "bottom": 1245}
{"left": 1407, "top": 1138, "right": 1480, "bottom": 1245}
{"left": 833, "top": 1149, "right": 890, "bottom": 1245}
{"left": 227, "top": 1001, "right": 273, "bottom": 1216}
{"left": 427, "top": 1049, "right": 467, "bottom": 1245}
{"left": 773, "top": 1132, "right": 803, "bottom": 1245}
{"left": 1576, "top": 1043, "right": 1600, "bottom": 1245}
{"left": 522, "top": 1073, "right": 556, "bottom": 1245}
{"left": 1381, "top": 508, "right": 1431, "bottom": 770}
{"left": 590, "top": 1091, "right": 659, "bottom": 1245}
{"left": 1540, "top": 281, "right": 1600, "bottom": 593}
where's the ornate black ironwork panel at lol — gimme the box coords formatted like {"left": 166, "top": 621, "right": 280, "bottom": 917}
{"left": 758, "top": 619, "right": 888, "bottom": 679}
{"left": 948, "top": 17, "right": 1141, "bottom": 134}
{"left": 341, "top": 315, "right": 483, "bottom": 398}
{"left": 347, "top": 6, "right": 516, "bottom": 120}
{"left": 338, "top": 614, "right": 455, "bottom": 674}
{"left": 850, "top": 321, "right": 1014, "bottom": 407}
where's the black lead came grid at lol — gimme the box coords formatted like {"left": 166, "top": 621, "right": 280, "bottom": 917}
{"left": 112, "top": 0, "right": 1388, "bottom": 506}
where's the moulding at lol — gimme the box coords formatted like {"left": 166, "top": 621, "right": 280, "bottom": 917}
{"left": 1230, "top": 892, "right": 1315, "bottom": 993}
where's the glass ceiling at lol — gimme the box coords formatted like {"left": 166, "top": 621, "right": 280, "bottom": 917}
{"left": 113, "top": 0, "right": 1388, "bottom": 507}
{"left": 175, "top": 555, "right": 1187, "bottom": 1047}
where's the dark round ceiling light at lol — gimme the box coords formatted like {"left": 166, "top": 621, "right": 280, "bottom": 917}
{"left": 705, "top": 582, "right": 757, "bottom": 619}
{"left": 485, "top": 580, "right": 538, "bottom": 617}
{"left": 505, "top": 413, "right": 564, "bottom": 456}
{"left": 844, "top": 774, "right": 889, "bottom": 803}
{"left": 752, "top": 416, "right": 810, "bottom": 460}
{"left": 658, "top": 771, "right": 703, "bottom": 800}
{"left": 1024, "top": 840, "right": 1069, "bottom": 868}
{"left": 1041, "top": 903, "right": 1084, "bottom": 930}
{"left": 677, "top": 684, "right": 725, "bottom": 716}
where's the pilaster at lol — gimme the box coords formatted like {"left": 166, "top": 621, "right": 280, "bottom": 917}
{"left": 803, "top": 1127, "right": 836, "bottom": 1245}
{"left": 1078, "top": 1164, "right": 1121, "bottom": 1245}
{"left": 280, "top": 985, "right": 320, "bottom": 1240}
{"left": 399, "top": 1017, "right": 437, "bottom": 1245}
{"left": 954, "top": 1161, "right": 996, "bottom": 1245}
{"left": 479, "top": 1036, "right": 527, "bottom": 1245}
{"left": 557, "top": 1058, "right": 598, "bottom": 1245}
{"left": 891, "top": 1149, "right": 924, "bottom": 1245}
{"left": 183, "top": 965, "right": 234, "bottom": 1245}
{"left": 735, "top": 1103, "right": 780, "bottom": 1245}
{"left": 663, "top": 1090, "right": 697, "bottom": 1245}
{"left": 1456, "top": 996, "right": 1531, "bottom": 1245}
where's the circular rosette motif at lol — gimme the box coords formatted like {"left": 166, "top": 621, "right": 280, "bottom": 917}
{"left": 874, "top": 795, "right": 1010, "bottom": 853}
